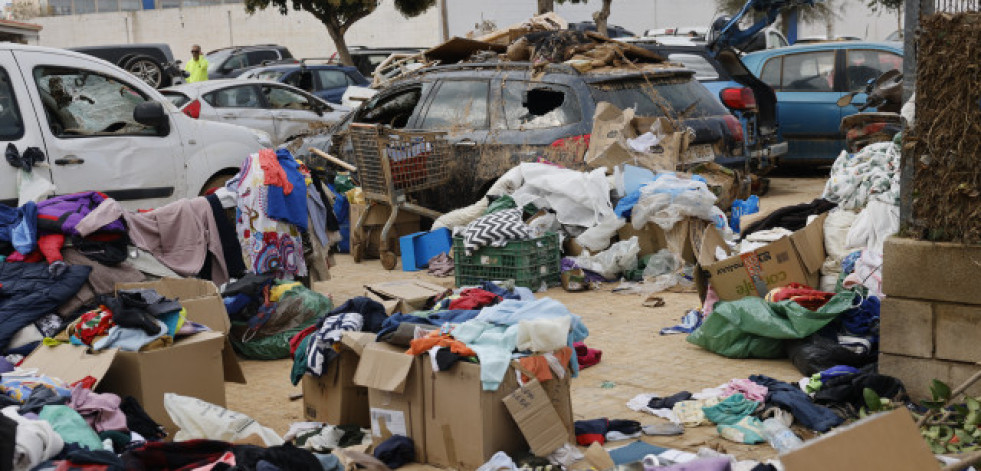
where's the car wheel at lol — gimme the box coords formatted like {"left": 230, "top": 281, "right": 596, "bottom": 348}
{"left": 124, "top": 56, "right": 164, "bottom": 89}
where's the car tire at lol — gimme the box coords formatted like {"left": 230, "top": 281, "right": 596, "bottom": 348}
{"left": 123, "top": 56, "right": 165, "bottom": 89}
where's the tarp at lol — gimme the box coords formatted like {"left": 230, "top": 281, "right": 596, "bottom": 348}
{"left": 686, "top": 292, "right": 857, "bottom": 359}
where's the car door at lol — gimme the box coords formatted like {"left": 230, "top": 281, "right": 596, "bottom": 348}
{"left": 15, "top": 50, "right": 184, "bottom": 208}
{"left": 414, "top": 78, "right": 491, "bottom": 205}
{"left": 259, "top": 84, "right": 333, "bottom": 144}
{"left": 313, "top": 69, "right": 350, "bottom": 104}
{"left": 0, "top": 51, "right": 51, "bottom": 206}
{"left": 840, "top": 48, "right": 903, "bottom": 116}
{"left": 760, "top": 50, "right": 842, "bottom": 161}
{"left": 201, "top": 84, "right": 277, "bottom": 140}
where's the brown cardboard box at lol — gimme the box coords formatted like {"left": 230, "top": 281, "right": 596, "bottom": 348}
{"left": 422, "top": 358, "right": 574, "bottom": 469}
{"left": 352, "top": 341, "right": 427, "bottom": 462}
{"left": 618, "top": 222, "right": 668, "bottom": 257}
{"left": 781, "top": 409, "right": 936, "bottom": 471}
{"left": 364, "top": 280, "right": 449, "bottom": 314}
{"left": 301, "top": 332, "right": 376, "bottom": 429}
{"left": 22, "top": 278, "right": 245, "bottom": 437}
{"left": 585, "top": 102, "right": 688, "bottom": 172}
{"left": 693, "top": 213, "right": 827, "bottom": 301}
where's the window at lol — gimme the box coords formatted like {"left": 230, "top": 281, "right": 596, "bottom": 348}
{"left": 255, "top": 71, "right": 285, "bottom": 82}
{"left": 261, "top": 86, "right": 313, "bottom": 110}
{"left": 667, "top": 53, "right": 720, "bottom": 81}
{"left": 780, "top": 51, "right": 836, "bottom": 92}
{"left": 247, "top": 50, "right": 279, "bottom": 67}
{"left": 33, "top": 67, "right": 158, "bottom": 137}
{"left": 282, "top": 72, "right": 314, "bottom": 91}
{"left": 421, "top": 80, "right": 489, "bottom": 130}
{"left": 760, "top": 57, "right": 782, "bottom": 90}
{"left": 503, "top": 82, "right": 581, "bottom": 130}
{"left": 845, "top": 50, "right": 903, "bottom": 92}
{"left": 589, "top": 77, "right": 728, "bottom": 119}
{"left": 316, "top": 70, "right": 348, "bottom": 89}
{"left": 0, "top": 68, "right": 25, "bottom": 140}
{"left": 74, "top": 0, "right": 95, "bottom": 13}
{"left": 161, "top": 91, "right": 190, "bottom": 109}
{"left": 357, "top": 86, "right": 423, "bottom": 128}
{"left": 204, "top": 86, "right": 262, "bottom": 108}
{"left": 222, "top": 54, "right": 247, "bottom": 72}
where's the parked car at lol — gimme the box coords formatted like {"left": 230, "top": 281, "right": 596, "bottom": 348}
{"left": 205, "top": 45, "right": 295, "bottom": 80}
{"left": 297, "top": 61, "right": 747, "bottom": 210}
{"left": 348, "top": 46, "right": 425, "bottom": 78}
{"left": 237, "top": 62, "right": 370, "bottom": 104}
{"left": 0, "top": 44, "right": 268, "bottom": 208}
{"left": 627, "top": 40, "right": 787, "bottom": 170}
{"left": 70, "top": 43, "right": 183, "bottom": 89}
{"left": 567, "top": 21, "right": 637, "bottom": 38}
{"left": 162, "top": 79, "right": 350, "bottom": 146}
{"left": 741, "top": 41, "right": 902, "bottom": 162}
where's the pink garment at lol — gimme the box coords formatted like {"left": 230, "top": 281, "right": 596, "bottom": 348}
{"left": 68, "top": 384, "right": 128, "bottom": 433}
{"left": 75, "top": 197, "right": 229, "bottom": 285}
{"left": 721, "top": 378, "right": 768, "bottom": 402}
{"left": 193, "top": 451, "right": 237, "bottom": 470}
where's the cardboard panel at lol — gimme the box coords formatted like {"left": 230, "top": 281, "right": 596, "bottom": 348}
{"left": 365, "top": 350, "right": 427, "bottom": 463}
{"left": 302, "top": 350, "right": 371, "bottom": 429}
{"left": 364, "top": 280, "right": 448, "bottom": 315}
{"left": 617, "top": 223, "right": 668, "bottom": 257}
{"left": 781, "top": 409, "right": 936, "bottom": 471}
{"left": 353, "top": 342, "right": 415, "bottom": 393}
{"left": 503, "top": 380, "right": 567, "bottom": 457}
{"left": 21, "top": 344, "right": 118, "bottom": 387}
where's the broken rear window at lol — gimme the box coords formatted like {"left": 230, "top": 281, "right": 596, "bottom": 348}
{"left": 588, "top": 77, "right": 728, "bottom": 119}
{"left": 421, "top": 80, "right": 489, "bottom": 131}
{"left": 503, "top": 82, "right": 581, "bottom": 130}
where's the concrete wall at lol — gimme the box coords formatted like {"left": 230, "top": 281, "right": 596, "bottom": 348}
{"left": 32, "top": 2, "right": 441, "bottom": 61}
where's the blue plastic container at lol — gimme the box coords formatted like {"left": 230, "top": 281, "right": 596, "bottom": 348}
{"left": 399, "top": 227, "right": 452, "bottom": 271}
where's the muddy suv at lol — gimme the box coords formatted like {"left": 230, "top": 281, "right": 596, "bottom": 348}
{"left": 300, "top": 61, "right": 747, "bottom": 209}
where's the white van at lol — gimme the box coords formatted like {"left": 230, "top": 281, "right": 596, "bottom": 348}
{"left": 0, "top": 44, "right": 268, "bottom": 208}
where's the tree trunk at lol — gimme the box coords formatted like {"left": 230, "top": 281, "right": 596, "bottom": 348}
{"left": 324, "top": 19, "right": 354, "bottom": 66}
{"left": 537, "top": 0, "right": 554, "bottom": 14}
{"left": 592, "top": 0, "right": 612, "bottom": 37}
{"left": 778, "top": 9, "right": 792, "bottom": 38}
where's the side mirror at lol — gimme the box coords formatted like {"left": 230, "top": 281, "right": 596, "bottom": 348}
{"left": 133, "top": 102, "right": 170, "bottom": 134}
{"left": 836, "top": 93, "right": 856, "bottom": 107}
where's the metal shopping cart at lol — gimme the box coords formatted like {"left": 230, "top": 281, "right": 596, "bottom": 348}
{"left": 346, "top": 123, "right": 452, "bottom": 270}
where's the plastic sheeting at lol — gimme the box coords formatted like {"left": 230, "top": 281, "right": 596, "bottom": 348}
{"left": 686, "top": 292, "right": 857, "bottom": 359}
{"left": 571, "top": 236, "right": 640, "bottom": 280}
{"left": 821, "top": 209, "right": 858, "bottom": 276}
{"left": 630, "top": 174, "right": 725, "bottom": 231}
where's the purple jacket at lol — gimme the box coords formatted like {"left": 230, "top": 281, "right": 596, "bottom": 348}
{"left": 37, "top": 192, "right": 126, "bottom": 237}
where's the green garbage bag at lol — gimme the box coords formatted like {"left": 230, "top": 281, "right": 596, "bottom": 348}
{"left": 686, "top": 292, "right": 857, "bottom": 359}
{"left": 483, "top": 195, "right": 537, "bottom": 216}
{"left": 232, "top": 315, "right": 320, "bottom": 360}
{"left": 333, "top": 175, "right": 356, "bottom": 195}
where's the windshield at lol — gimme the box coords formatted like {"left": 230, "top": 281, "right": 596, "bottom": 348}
{"left": 589, "top": 77, "right": 728, "bottom": 118}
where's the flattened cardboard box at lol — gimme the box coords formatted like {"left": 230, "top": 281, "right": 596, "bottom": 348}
{"left": 694, "top": 213, "right": 827, "bottom": 302}
{"left": 364, "top": 280, "right": 449, "bottom": 315}
{"left": 352, "top": 341, "right": 427, "bottom": 462}
{"left": 781, "top": 409, "right": 936, "bottom": 471}
{"left": 22, "top": 278, "right": 245, "bottom": 437}
{"left": 302, "top": 332, "right": 374, "bottom": 429}
{"left": 422, "top": 357, "right": 574, "bottom": 470}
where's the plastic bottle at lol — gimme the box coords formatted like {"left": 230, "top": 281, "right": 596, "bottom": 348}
{"left": 762, "top": 417, "right": 804, "bottom": 454}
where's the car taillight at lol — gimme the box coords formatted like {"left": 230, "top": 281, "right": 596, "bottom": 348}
{"left": 182, "top": 99, "right": 201, "bottom": 119}
{"left": 720, "top": 87, "right": 757, "bottom": 111}
{"left": 723, "top": 115, "right": 744, "bottom": 143}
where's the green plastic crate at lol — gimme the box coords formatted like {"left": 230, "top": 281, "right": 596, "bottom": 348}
{"left": 453, "top": 233, "right": 561, "bottom": 289}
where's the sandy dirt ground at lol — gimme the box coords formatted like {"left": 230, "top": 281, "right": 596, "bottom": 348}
{"left": 226, "top": 175, "right": 828, "bottom": 465}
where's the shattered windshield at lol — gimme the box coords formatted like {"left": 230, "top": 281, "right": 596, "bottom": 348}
{"left": 34, "top": 66, "right": 156, "bottom": 136}
{"left": 589, "top": 77, "right": 728, "bottom": 119}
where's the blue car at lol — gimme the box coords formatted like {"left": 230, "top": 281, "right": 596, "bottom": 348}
{"left": 239, "top": 63, "right": 370, "bottom": 104}
{"left": 742, "top": 41, "right": 903, "bottom": 162}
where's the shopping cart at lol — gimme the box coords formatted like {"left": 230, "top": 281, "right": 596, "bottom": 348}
{"left": 346, "top": 123, "right": 452, "bottom": 270}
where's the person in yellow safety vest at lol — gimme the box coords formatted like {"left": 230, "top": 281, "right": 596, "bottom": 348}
{"left": 184, "top": 45, "right": 209, "bottom": 83}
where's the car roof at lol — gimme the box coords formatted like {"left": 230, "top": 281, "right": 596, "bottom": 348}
{"left": 744, "top": 41, "right": 903, "bottom": 58}
{"left": 247, "top": 64, "right": 356, "bottom": 73}
{"left": 206, "top": 44, "right": 286, "bottom": 54}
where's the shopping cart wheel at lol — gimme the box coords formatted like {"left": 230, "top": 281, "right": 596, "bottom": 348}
{"left": 381, "top": 251, "right": 398, "bottom": 271}
{"left": 352, "top": 243, "right": 365, "bottom": 263}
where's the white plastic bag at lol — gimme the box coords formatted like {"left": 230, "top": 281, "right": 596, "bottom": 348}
{"left": 642, "top": 248, "right": 680, "bottom": 278}
{"left": 17, "top": 169, "right": 56, "bottom": 205}
{"left": 527, "top": 212, "right": 560, "bottom": 239}
{"left": 573, "top": 236, "right": 640, "bottom": 279}
{"left": 164, "top": 393, "right": 284, "bottom": 446}
{"left": 845, "top": 201, "right": 899, "bottom": 254}
{"left": 630, "top": 174, "right": 720, "bottom": 231}
{"left": 821, "top": 209, "right": 858, "bottom": 275}
{"left": 574, "top": 214, "right": 625, "bottom": 252}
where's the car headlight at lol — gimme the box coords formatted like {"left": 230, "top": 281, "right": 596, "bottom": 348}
{"left": 249, "top": 128, "right": 273, "bottom": 148}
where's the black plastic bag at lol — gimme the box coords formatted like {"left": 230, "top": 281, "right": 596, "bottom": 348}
{"left": 787, "top": 334, "right": 876, "bottom": 377}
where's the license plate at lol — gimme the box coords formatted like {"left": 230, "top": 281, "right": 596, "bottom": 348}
{"left": 682, "top": 144, "right": 715, "bottom": 164}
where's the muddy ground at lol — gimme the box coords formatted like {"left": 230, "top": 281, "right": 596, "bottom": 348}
{"left": 226, "top": 174, "right": 827, "bottom": 464}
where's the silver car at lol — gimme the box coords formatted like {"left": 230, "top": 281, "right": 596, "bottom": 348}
{"left": 161, "top": 79, "right": 349, "bottom": 146}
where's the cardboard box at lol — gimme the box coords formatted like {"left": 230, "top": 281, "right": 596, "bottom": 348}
{"left": 692, "top": 213, "right": 827, "bottom": 302}
{"left": 585, "top": 102, "right": 689, "bottom": 172}
{"left": 22, "top": 278, "right": 245, "bottom": 437}
{"left": 422, "top": 359, "right": 574, "bottom": 469}
{"left": 781, "top": 409, "right": 936, "bottom": 471}
{"left": 301, "top": 332, "right": 375, "bottom": 429}
{"left": 352, "top": 341, "right": 427, "bottom": 463}
{"left": 364, "top": 280, "right": 449, "bottom": 315}
{"left": 618, "top": 222, "right": 668, "bottom": 257}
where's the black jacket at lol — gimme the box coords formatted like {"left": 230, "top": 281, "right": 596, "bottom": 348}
{"left": 0, "top": 261, "right": 91, "bottom": 352}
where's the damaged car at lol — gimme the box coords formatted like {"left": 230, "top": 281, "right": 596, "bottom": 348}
{"left": 299, "top": 56, "right": 749, "bottom": 210}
